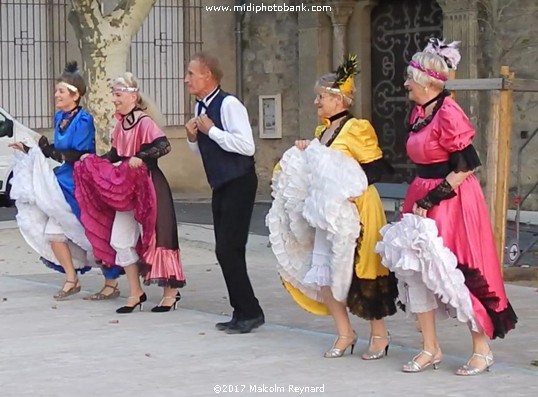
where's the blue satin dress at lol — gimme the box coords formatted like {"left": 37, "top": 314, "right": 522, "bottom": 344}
{"left": 42, "top": 109, "right": 123, "bottom": 279}
{"left": 53, "top": 109, "right": 95, "bottom": 218}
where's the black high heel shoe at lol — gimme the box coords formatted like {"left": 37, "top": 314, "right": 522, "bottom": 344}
{"left": 116, "top": 293, "right": 147, "bottom": 314}
{"left": 151, "top": 292, "right": 181, "bottom": 313}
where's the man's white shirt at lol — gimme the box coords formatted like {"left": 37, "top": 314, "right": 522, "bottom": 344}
{"left": 187, "top": 87, "right": 255, "bottom": 156}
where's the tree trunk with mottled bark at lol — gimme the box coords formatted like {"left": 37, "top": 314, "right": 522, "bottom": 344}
{"left": 69, "top": 0, "right": 155, "bottom": 153}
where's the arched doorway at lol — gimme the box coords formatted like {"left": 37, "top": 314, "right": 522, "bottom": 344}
{"left": 371, "top": 0, "right": 443, "bottom": 182}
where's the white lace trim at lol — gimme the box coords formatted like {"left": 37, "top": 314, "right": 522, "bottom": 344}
{"left": 375, "top": 213, "right": 478, "bottom": 331}
{"left": 266, "top": 140, "right": 368, "bottom": 303}
{"left": 303, "top": 263, "right": 332, "bottom": 286}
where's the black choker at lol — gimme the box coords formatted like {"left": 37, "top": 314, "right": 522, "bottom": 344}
{"left": 329, "top": 110, "right": 349, "bottom": 122}
{"left": 420, "top": 90, "right": 450, "bottom": 110}
{"left": 410, "top": 90, "right": 451, "bottom": 133}
{"left": 322, "top": 110, "right": 350, "bottom": 128}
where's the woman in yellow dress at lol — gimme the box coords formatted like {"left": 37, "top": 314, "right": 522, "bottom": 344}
{"left": 268, "top": 55, "right": 398, "bottom": 359}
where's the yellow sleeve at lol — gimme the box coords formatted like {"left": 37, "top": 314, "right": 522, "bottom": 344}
{"left": 331, "top": 118, "right": 383, "bottom": 164}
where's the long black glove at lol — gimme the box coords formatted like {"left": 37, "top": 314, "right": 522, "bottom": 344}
{"left": 416, "top": 179, "right": 456, "bottom": 210}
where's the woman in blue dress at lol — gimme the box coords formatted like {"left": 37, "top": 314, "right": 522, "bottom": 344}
{"left": 10, "top": 62, "right": 122, "bottom": 300}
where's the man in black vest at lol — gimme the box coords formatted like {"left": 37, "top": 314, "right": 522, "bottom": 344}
{"left": 185, "top": 52, "right": 264, "bottom": 334}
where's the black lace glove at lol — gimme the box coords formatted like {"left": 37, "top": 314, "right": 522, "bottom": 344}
{"left": 416, "top": 179, "right": 457, "bottom": 210}
{"left": 136, "top": 137, "right": 171, "bottom": 160}
{"left": 38, "top": 136, "right": 87, "bottom": 164}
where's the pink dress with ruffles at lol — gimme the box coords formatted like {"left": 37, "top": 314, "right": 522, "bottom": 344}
{"left": 402, "top": 97, "right": 516, "bottom": 339}
{"left": 74, "top": 113, "right": 185, "bottom": 288}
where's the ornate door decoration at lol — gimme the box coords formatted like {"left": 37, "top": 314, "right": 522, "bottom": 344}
{"left": 371, "top": 0, "right": 442, "bottom": 182}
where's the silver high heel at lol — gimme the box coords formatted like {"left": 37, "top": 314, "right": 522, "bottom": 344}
{"left": 323, "top": 331, "right": 357, "bottom": 358}
{"left": 456, "top": 351, "right": 494, "bottom": 376}
{"left": 362, "top": 332, "right": 391, "bottom": 360}
{"left": 402, "top": 348, "right": 442, "bottom": 373}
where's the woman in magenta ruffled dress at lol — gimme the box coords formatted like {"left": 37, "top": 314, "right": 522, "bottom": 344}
{"left": 75, "top": 73, "right": 185, "bottom": 313}
{"left": 395, "top": 39, "right": 517, "bottom": 375}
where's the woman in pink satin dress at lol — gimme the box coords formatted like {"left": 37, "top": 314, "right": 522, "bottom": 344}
{"left": 75, "top": 73, "right": 186, "bottom": 314}
{"left": 399, "top": 39, "right": 517, "bottom": 375}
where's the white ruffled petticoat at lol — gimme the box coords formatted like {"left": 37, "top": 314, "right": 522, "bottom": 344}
{"left": 266, "top": 140, "right": 368, "bottom": 303}
{"left": 375, "top": 213, "right": 478, "bottom": 331}
{"left": 9, "top": 146, "right": 95, "bottom": 270}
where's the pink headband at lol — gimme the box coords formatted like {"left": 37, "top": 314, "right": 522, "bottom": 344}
{"left": 409, "top": 60, "right": 448, "bottom": 82}
{"left": 112, "top": 85, "right": 139, "bottom": 93}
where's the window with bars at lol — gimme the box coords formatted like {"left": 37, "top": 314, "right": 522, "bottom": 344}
{"left": 0, "top": 0, "right": 202, "bottom": 129}
{"left": 128, "top": 0, "right": 202, "bottom": 126}
{"left": 0, "top": 0, "right": 68, "bottom": 129}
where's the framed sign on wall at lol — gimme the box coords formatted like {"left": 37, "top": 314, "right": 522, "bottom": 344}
{"left": 258, "top": 94, "right": 282, "bottom": 139}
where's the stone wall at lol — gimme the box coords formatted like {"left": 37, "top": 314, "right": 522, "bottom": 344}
{"left": 476, "top": 0, "right": 538, "bottom": 209}
{"left": 241, "top": 1, "right": 301, "bottom": 196}
{"left": 42, "top": 0, "right": 538, "bottom": 208}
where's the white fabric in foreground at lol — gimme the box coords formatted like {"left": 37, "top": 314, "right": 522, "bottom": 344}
{"left": 266, "top": 140, "right": 368, "bottom": 303}
{"left": 10, "top": 146, "right": 95, "bottom": 270}
{"left": 375, "top": 213, "right": 478, "bottom": 331}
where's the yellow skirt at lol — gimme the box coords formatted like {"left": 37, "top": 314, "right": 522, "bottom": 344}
{"left": 283, "top": 185, "right": 390, "bottom": 316}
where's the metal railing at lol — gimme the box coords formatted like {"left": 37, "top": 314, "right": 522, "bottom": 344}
{"left": 0, "top": 0, "right": 68, "bottom": 129}
{"left": 129, "top": 0, "right": 203, "bottom": 126}
{"left": 510, "top": 127, "right": 538, "bottom": 265}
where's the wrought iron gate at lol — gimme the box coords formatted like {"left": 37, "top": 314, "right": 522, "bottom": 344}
{"left": 129, "top": 0, "right": 202, "bottom": 126}
{"left": 0, "top": 0, "right": 68, "bottom": 129}
{"left": 371, "top": 0, "right": 442, "bottom": 182}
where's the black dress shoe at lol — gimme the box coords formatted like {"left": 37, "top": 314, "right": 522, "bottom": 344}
{"left": 225, "top": 314, "right": 265, "bottom": 334}
{"left": 215, "top": 316, "right": 238, "bottom": 331}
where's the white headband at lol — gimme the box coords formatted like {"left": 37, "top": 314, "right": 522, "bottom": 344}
{"left": 318, "top": 86, "right": 353, "bottom": 100}
{"left": 58, "top": 81, "right": 79, "bottom": 93}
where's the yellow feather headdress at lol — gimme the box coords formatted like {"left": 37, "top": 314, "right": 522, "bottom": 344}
{"left": 333, "top": 54, "right": 359, "bottom": 96}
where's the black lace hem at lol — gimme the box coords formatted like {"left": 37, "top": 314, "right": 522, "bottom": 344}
{"left": 143, "top": 277, "right": 186, "bottom": 289}
{"left": 449, "top": 144, "right": 481, "bottom": 173}
{"left": 457, "top": 264, "right": 518, "bottom": 339}
{"left": 138, "top": 261, "right": 186, "bottom": 288}
{"left": 347, "top": 272, "right": 399, "bottom": 320}
{"left": 361, "top": 157, "right": 395, "bottom": 185}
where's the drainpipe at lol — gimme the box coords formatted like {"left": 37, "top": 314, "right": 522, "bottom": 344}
{"left": 235, "top": 0, "right": 245, "bottom": 99}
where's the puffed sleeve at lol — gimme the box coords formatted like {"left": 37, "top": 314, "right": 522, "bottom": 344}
{"left": 137, "top": 116, "right": 166, "bottom": 146}
{"left": 437, "top": 100, "right": 481, "bottom": 172}
{"left": 332, "top": 119, "right": 383, "bottom": 163}
{"left": 40, "top": 111, "right": 95, "bottom": 164}
{"left": 331, "top": 119, "right": 394, "bottom": 184}
{"left": 70, "top": 111, "right": 96, "bottom": 153}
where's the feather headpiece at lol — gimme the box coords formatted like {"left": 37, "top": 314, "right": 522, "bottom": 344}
{"left": 423, "top": 38, "right": 461, "bottom": 70}
{"left": 333, "top": 54, "right": 359, "bottom": 96}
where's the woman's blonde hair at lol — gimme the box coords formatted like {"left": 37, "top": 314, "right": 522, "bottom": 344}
{"left": 111, "top": 72, "right": 166, "bottom": 127}
{"left": 407, "top": 52, "right": 449, "bottom": 90}
{"left": 315, "top": 73, "right": 355, "bottom": 108}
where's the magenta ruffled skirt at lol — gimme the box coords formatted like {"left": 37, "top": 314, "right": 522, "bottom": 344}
{"left": 74, "top": 155, "right": 185, "bottom": 287}
{"left": 402, "top": 175, "right": 517, "bottom": 339}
